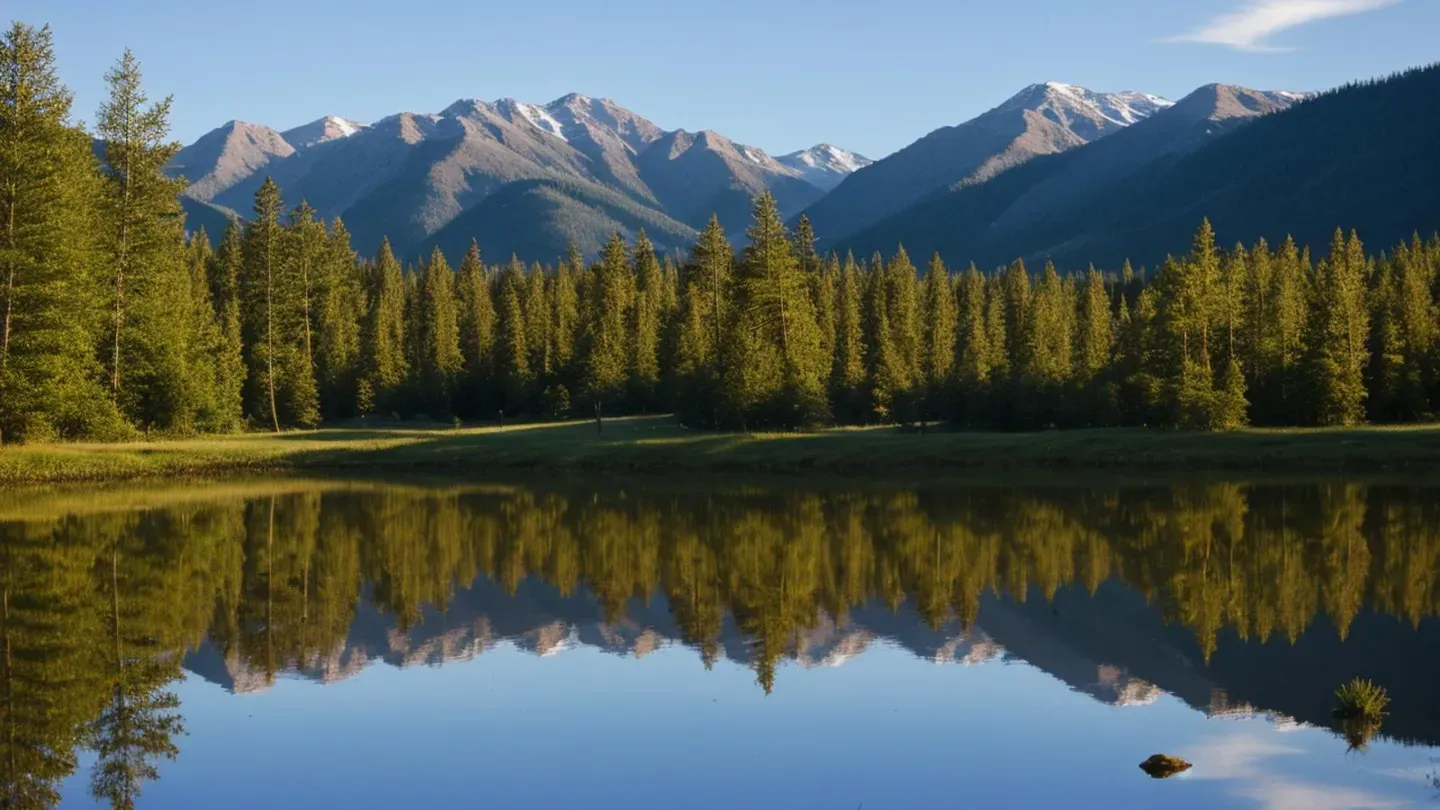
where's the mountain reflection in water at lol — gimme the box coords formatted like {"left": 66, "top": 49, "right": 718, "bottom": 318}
{"left": 1, "top": 477, "right": 1437, "bottom": 808}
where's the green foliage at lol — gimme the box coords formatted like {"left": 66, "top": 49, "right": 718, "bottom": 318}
{"left": 580, "top": 234, "right": 634, "bottom": 424}
{"left": 0, "top": 21, "right": 1436, "bottom": 441}
{"left": 96, "top": 49, "right": 192, "bottom": 432}
{"left": 0, "top": 23, "right": 127, "bottom": 443}
{"left": 362, "top": 238, "right": 408, "bottom": 417}
{"left": 726, "top": 193, "right": 829, "bottom": 428}
{"left": 1334, "top": 677, "right": 1390, "bottom": 720}
{"left": 1310, "top": 230, "right": 1371, "bottom": 426}
{"left": 413, "top": 248, "right": 463, "bottom": 416}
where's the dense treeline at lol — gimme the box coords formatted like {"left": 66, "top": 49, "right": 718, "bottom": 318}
{"left": 5, "top": 22, "right": 1440, "bottom": 441}
{"left": 3, "top": 479, "right": 1439, "bottom": 804}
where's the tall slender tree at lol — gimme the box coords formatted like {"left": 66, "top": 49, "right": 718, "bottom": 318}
{"left": 361, "top": 237, "right": 408, "bottom": 417}
{"left": 0, "top": 23, "right": 124, "bottom": 442}
{"left": 95, "top": 49, "right": 191, "bottom": 431}
{"left": 413, "top": 248, "right": 463, "bottom": 417}
{"left": 1310, "top": 229, "right": 1371, "bottom": 425}
{"left": 579, "top": 234, "right": 633, "bottom": 431}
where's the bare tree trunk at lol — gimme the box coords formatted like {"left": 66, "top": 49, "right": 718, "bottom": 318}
{"left": 0, "top": 180, "right": 16, "bottom": 369}
{"left": 594, "top": 400, "right": 603, "bottom": 435}
{"left": 265, "top": 229, "right": 280, "bottom": 433}
{"left": 110, "top": 139, "right": 132, "bottom": 399}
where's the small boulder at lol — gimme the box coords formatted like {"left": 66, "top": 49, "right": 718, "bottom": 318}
{"left": 1139, "top": 754, "right": 1192, "bottom": 779}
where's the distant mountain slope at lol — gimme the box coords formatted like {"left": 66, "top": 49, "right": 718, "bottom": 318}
{"left": 170, "top": 94, "right": 866, "bottom": 262}
{"left": 842, "top": 66, "right": 1439, "bottom": 271}
{"left": 796, "top": 82, "right": 1172, "bottom": 243}
{"left": 418, "top": 177, "right": 698, "bottom": 266}
{"left": 836, "top": 84, "right": 1304, "bottom": 267}
{"left": 636, "top": 128, "right": 827, "bottom": 235}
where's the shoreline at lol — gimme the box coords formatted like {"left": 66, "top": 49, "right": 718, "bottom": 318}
{"left": 8, "top": 416, "right": 1440, "bottom": 485}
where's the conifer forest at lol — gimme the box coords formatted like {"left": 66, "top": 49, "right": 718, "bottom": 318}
{"left": 4, "top": 21, "right": 1439, "bottom": 443}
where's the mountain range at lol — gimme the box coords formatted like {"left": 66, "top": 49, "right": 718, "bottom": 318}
{"left": 180, "top": 572, "right": 1440, "bottom": 747}
{"left": 170, "top": 63, "right": 1440, "bottom": 269}
{"left": 168, "top": 93, "right": 871, "bottom": 262}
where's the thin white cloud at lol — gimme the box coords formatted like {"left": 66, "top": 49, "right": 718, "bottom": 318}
{"left": 1167, "top": 0, "right": 1402, "bottom": 52}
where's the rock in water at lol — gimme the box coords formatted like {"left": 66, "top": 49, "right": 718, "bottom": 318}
{"left": 1139, "top": 754, "right": 1192, "bottom": 779}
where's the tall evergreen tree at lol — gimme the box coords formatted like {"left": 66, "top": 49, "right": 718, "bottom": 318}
{"left": 1310, "top": 229, "right": 1371, "bottom": 426}
{"left": 454, "top": 241, "right": 494, "bottom": 418}
{"left": 0, "top": 23, "right": 124, "bottom": 442}
{"left": 579, "top": 234, "right": 632, "bottom": 431}
{"left": 360, "top": 238, "right": 408, "bottom": 418}
{"left": 207, "top": 222, "right": 246, "bottom": 431}
{"left": 630, "top": 231, "right": 663, "bottom": 409}
{"left": 95, "top": 49, "right": 192, "bottom": 432}
{"left": 181, "top": 231, "right": 228, "bottom": 432}
{"left": 920, "top": 254, "right": 956, "bottom": 423}
{"left": 315, "top": 218, "right": 362, "bottom": 419}
{"left": 830, "top": 253, "right": 867, "bottom": 424}
{"left": 546, "top": 247, "right": 581, "bottom": 413}
{"left": 674, "top": 218, "right": 733, "bottom": 427}
{"left": 726, "top": 193, "right": 829, "bottom": 426}
{"left": 413, "top": 248, "right": 463, "bottom": 417}
{"left": 1073, "top": 266, "right": 1114, "bottom": 425}
{"left": 278, "top": 201, "right": 323, "bottom": 427}
{"left": 954, "top": 266, "right": 993, "bottom": 426}
{"left": 494, "top": 257, "right": 532, "bottom": 416}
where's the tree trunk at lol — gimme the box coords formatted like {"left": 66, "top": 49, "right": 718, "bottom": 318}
{"left": 0, "top": 179, "right": 16, "bottom": 369}
{"left": 594, "top": 400, "right": 603, "bottom": 435}
{"left": 265, "top": 229, "right": 280, "bottom": 433}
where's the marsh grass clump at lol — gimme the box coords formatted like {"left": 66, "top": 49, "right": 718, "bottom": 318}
{"left": 1334, "top": 677, "right": 1390, "bottom": 720}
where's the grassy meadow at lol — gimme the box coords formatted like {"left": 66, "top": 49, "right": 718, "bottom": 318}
{"left": 8, "top": 416, "right": 1440, "bottom": 485}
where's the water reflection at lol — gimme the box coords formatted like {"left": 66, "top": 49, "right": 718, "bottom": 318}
{"left": 1, "top": 478, "right": 1438, "bottom": 808}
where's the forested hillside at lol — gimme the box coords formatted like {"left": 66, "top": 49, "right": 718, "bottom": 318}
{"left": 841, "top": 65, "right": 1440, "bottom": 272}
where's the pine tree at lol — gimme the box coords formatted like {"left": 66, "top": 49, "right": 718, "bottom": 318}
{"left": 631, "top": 231, "right": 663, "bottom": 410}
{"left": 920, "top": 254, "right": 956, "bottom": 423}
{"left": 181, "top": 231, "right": 227, "bottom": 431}
{"left": 523, "top": 261, "right": 550, "bottom": 384}
{"left": 726, "top": 193, "right": 829, "bottom": 427}
{"left": 454, "top": 241, "right": 494, "bottom": 418}
{"left": 1024, "top": 260, "right": 1075, "bottom": 426}
{"left": 547, "top": 247, "right": 581, "bottom": 414}
{"left": 885, "top": 247, "right": 923, "bottom": 423}
{"left": 0, "top": 23, "right": 125, "bottom": 442}
{"left": 362, "top": 237, "right": 408, "bottom": 417}
{"left": 674, "top": 217, "right": 732, "bottom": 427}
{"left": 1073, "top": 266, "right": 1114, "bottom": 425}
{"left": 954, "top": 265, "right": 992, "bottom": 426}
{"left": 830, "top": 253, "right": 867, "bottom": 423}
{"left": 278, "top": 201, "right": 323, "bottom": 427}
{"left": 96, "top": 49, "right": 192, "bottom": 432}
{"left": 315, "top": 218, "right": 362, "bottom": 419}
{"left": 494, "top": 257, "right": 532, "bottom": 416}
{"left": 862, "top": 257, "right": 902, "bottom": 423}
{"left": 412, "top": 248, "right": 463, "bottom": 417}
{"left": 1310, "top": 229, "right": 1371, "bottom": 425}
{"left": 208, "top": 222, "right": 246, "bottom": 430}
{"left": 1268, "top": 236, "right": 1310, "bottom": 424}
{"left": 238, "top": 179, "right": 285, "bottom": 430}
{"left": 579, "top": 234, "right": 632, "bottom": 431}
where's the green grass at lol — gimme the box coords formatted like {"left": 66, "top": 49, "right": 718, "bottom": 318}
{"left": 8, "top": 416, "right": 1440, "bottom": 484}
{"left": 1334, "top": 677, "right": 1391, "bottom": 720}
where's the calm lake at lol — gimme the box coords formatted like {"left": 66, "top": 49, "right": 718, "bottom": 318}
{"left": 2, "top": 476, "right": 1437, "bottom": 809}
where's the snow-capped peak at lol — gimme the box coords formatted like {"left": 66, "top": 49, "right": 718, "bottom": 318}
{"left": 281, "top": 115, "right": 368, "bottom": 149}
{"left": 327, "top": 116, "right": 361, "bottom": 138}
{"left": 1005, "top": 83, "right": 1174, "bottom": 134}
{"left": 777, "top": 143, "right": 874, "bottom": 191}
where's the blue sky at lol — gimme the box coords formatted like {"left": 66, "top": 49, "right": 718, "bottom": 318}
{"left": 11, "top": 0, "right": 1438, "bottom": 158}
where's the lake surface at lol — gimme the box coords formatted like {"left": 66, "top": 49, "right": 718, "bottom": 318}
{"left": 1, "top": 476, "right": 1437, "bottom": 808}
